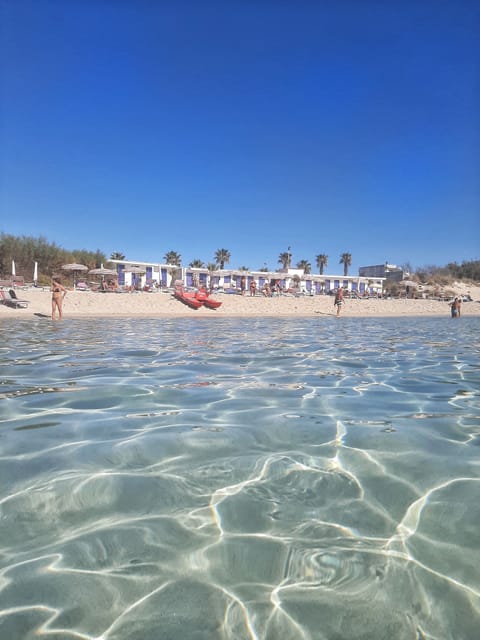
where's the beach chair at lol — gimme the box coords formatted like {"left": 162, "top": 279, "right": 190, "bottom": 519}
{"left": 12, "top": 275, "right": 25, "bottom": 288}
{"left": 0, "top": 289, "right": 29, "bottom": 308}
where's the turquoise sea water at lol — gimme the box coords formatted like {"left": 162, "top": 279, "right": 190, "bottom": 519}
{"left": 0, "top": 316, "right": 479, "bottom": 640}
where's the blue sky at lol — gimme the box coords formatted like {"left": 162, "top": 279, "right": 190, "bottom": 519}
{"left": 1, "top": 0, "right": 479, "bottom": 274}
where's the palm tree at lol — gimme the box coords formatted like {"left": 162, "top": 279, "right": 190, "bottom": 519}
{"left": 110, "top": 251, "right": 125, "bottom": 260}
{"left": 316, "top": 254, "right": 328, "bottom": 275}
{"left": 163, "top": 251, "right": 181, "bottom": 265}
{"left": 296, "top": 259, "right": 311, "bottom": 274}
{"left": 214, "top": 248, "right": 231, "bottom": 269}
{"left": 189, "top": 259, "right": 205, "bottom": 268}
{"left": 238, "top": 265, "right": 249, "bottom": 271}
{"left": 339, "top": 252, "right": 352, "bottom": 276}
{"left": 167, "top": 266, "right": 180, "bottom": 287}
{"left": 292, "top": 274, "right": 301, "bottom": 289}
{"left": 278, "top": 252, "right": 290, "bottom": 269}
{"left": 206, "top": 262, "right": 217, "bottom": 290}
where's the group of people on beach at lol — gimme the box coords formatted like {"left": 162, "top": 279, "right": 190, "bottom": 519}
{"left": 47, "top": 278, "right": 466, "bottom": 321}
{"left": 239, "top": 277, "right": 289, "bottom": 297}
{"left": 334, "top": 288, "right": 463, "bottom": 319}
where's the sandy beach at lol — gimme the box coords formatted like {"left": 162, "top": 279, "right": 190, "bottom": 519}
{"left": 2, "top": 283, "right": 479, "bottom": 319}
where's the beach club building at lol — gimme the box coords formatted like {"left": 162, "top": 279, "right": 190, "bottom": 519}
{"left": 359, "top": 262, "right": 406, "bottom": 283}
{"left": 109, "top": 260, "right": 171, "bottom": 288}
{"left": 109, "top": 260, "right": 385, "bottom": 294}
{"left": 185, "top": 268, "right": 384, "bottom": 295}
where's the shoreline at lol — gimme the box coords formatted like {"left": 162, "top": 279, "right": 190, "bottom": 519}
{"left": 1, "top": 288, "right": 479, "bottom": 319}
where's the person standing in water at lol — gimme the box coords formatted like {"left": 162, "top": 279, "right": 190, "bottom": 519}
{"left": 51, "top": 277, "right": 67, "bottom": 320}
{"left": 450, "top": 297, "right": 461, "bottom": 318}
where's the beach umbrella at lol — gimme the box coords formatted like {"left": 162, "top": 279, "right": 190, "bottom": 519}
{"left": 12, "top": 260, "right": 16, "bottom": 276}
{"left": 33, "top": 261, "right": 38, "bottom": 286}
{"left": 401, "top": 279, "right": 418, "bottom": 299}
{"left": 124, "top": 266, "right": 145, "bottom": 288}
{"left": 62, "top": 263, "right": 89, "bottom": 271}
{"left": 89, "top": 267, "right": 117, "bottom": 276}
{"left": 62, "top": 263, "right": 88, "bottom": 289}
{"left": 89, "top": 267, "right": 117, "bottom": 287}
{"left": 125, "top": 266, "right": 146, "bottom": 273}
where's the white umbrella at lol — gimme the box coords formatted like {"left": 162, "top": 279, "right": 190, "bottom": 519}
{"left": 12, "top": 260, "right": 16, "bottom": 277}
{"left": 33, "top": 261, "right": 38, "bottom": 286}
{"left": 89, "top": 267, "right": 118, "bottom": 290}
{"left": 125, "top": 266, "right": 146, "bottom": 274}
{"left": 124, "top": 266, "right": 145, "bottom": 289}
{"left": 62, "top": 263, "right": 89, "bottom": 271}
{"left": 89, "top": 267, "right": 117, "bottom": 276}
{"left": 62, "top": 263, "right": 88, "bottom": 289}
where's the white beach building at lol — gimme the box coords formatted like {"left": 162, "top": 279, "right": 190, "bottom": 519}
{"left": 109, "top": 260, "right": 385, "bottom": 295}
{"left": 182, "top": 266, "right": 385, "bottom": 295}
{"left": 109, "top": 259, "right": 178, "bottom": 289}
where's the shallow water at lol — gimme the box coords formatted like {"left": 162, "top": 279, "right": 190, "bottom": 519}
{"left": 0, "top": 316, "right": 479, "bottom": 640}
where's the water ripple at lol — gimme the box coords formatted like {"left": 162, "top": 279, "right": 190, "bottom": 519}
{"left": 0, "top": 317, "right": 479, "bottom": 639}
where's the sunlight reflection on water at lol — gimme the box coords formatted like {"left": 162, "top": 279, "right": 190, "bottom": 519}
{"left": 0, "top": 317, "right": 479, "bottom": 639}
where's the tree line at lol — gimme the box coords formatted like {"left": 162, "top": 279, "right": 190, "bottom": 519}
{"left": 163, "top": 249, "right": 353, "bottom": 276}
{"left": 414, "top": 261, "right": 480, "bottom": 284}
{"left": 1, "top": 233, "right": 478, "bottom": 283}
{"left": 0, "top": 235, "right": 353, "bottom": 282}
{"left": 0, "top": 233, "right": 107, "bottom": 284}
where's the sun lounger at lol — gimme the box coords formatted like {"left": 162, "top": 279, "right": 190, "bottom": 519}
{"left": 0, "top": 289, "right": 29, "bottom": 308}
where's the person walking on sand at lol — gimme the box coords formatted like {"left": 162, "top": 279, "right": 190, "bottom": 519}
{"left": 334, "top": 286, "right": 344, "bottom": 317}
{"left": 51, "top": 277, "right": 67, "bottom": 320}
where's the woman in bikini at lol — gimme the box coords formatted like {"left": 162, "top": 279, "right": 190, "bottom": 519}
{"left": 51, "top": 278, "right": 67, "bottom": 320}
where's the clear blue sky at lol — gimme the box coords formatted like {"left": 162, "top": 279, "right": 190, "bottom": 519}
{"left": 1, "top": 0, "right": 479, "bottom": 274}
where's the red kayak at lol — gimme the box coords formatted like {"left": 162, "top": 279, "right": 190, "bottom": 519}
{"left": 174, "top": 289, "right": 204, "bottom": 309}
{"left": 203, "top": 297, "right": 222, "bottom": 309}
{"left": 196, "top": 288, "right": 222, "bottom": 309}
{"left": 174, "top": 287, "right": 222, "bottom": 310}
